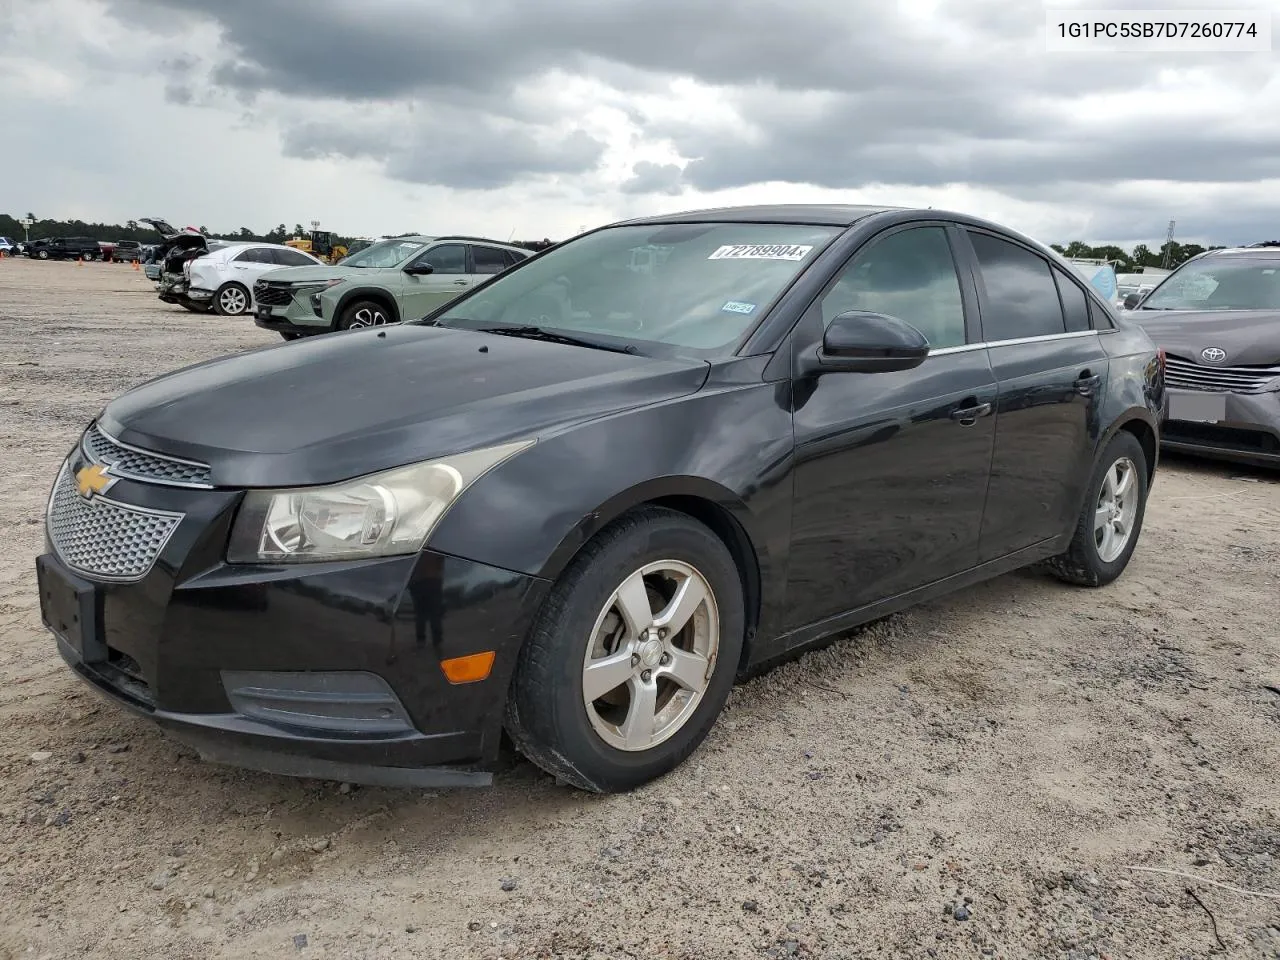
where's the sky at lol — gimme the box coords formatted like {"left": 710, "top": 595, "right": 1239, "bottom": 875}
{"left": 1, "top": 0, "right": 1279, "bottom": 248}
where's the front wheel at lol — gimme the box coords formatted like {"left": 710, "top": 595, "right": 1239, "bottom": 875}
{"left": 82, "top": 252, "right": 97, "bottom": 262}
{"left": 338, "top": 299, "right": 393, "bottom": 330}
{"left": 1046, "top": 431, "right": 1149, "bottom": 587}
{"left": 37, "top": 250, "right": 49, "bottom": 260}
{"left": 213, "top": 283, "right": 250, "bottom": 316}
{"left": 505, "top": 507, "right": 744, "bottom": 793}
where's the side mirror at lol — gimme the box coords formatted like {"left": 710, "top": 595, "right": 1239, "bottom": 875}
{"left": 403, "top": 263, "right": 434, "bottom": 276}
{"left": 807, "top": 311, "right": 931, "bottom": 373}
{"left": 1122, "top": 293, "right": 1141, "bottom": 310}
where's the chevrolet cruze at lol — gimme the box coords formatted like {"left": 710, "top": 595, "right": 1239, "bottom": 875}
{"left": 38, "top": 205, "right": 1164, "bottom": 793}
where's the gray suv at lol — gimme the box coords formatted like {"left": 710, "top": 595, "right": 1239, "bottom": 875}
{"left": 252, "top": 235, "right": 531, "bottom": 339}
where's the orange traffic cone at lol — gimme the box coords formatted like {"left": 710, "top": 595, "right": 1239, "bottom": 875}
{"left": 132, "top": 260, "right": 139, "bottom": 271}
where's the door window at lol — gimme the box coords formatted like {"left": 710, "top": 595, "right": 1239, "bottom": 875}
{"left": 234, "top": 247, "right": 274, "bottom": 264}
{"left": 820, "top": 226, "right": 967, "bottom": 349}
{"left": 410, "top": 243, "right": 466, "bottom": 274}
{"left": 472, "top": 245, "right": 510, "bottom": 275}
{"left": 968, "top": 232, "right": 1067, "bottom": 341}
{"left": 272, "top": 248, "right": 317, "bottom": 266}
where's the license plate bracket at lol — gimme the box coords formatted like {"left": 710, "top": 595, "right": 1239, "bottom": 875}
{"left": 1167, "top": 390, "right": 1227, "bottom": 423}
{"left": 36, "top": 555, "right": 106, "bottom": 662}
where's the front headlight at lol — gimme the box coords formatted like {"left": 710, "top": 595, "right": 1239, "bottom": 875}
{"left": 226, "top": 440, "right": 532, "bottom": 564}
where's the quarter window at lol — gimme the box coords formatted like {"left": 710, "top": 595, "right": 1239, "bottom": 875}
{"left": 969, "top": 232, "right": 1066, "bottom": 340}
{"left": 1052, "top": 267, "right": 1091, "bottom": 333}
{"left": 820, "top": 226, "right": 966, "bottom": 349}
{"left": 412, "top": 243, "right": 466, "bottom": 274}
{"left": 273, "top": 248, "right": 317, "bottom": 266}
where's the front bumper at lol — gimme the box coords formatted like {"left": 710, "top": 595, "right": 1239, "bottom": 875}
{"left": 253, "top": 295, "right": 331, "bottom": 335}
{"left": 38, "top": 444, "right": 550, "bottom": 786}
{"left": 1162, "top": 389, "right": 1280, "bottom": 467}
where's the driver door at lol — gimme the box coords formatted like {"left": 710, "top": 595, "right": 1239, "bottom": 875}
{"left": 400, "top": 243, "right": 472, "bottom": 319}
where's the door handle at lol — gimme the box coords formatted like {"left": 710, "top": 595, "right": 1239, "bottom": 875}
{"left": 1074, "top": 371, "right": 1101, "bottom": 395}
{"left": 949, "top": 401, "right": 993, "bottom": 425}
{"left": 452, "top": 279, "right": 468, "bottom": 285}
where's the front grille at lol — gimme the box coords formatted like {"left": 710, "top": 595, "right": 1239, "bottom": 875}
{"left": 254, "top": 281, "right": 294, "bottom": 307}
{"left": 1165, "top": 355, "right": 1280, "bottom": 394}
{"left": 46, "top": 463, "right": 183, "bottom": 581}
{"left": 83, "top": 423, "right": 213, "bottom": 488}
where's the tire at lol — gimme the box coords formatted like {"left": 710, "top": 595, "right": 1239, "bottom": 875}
{"left": 213, "top": 283, "right": 250, "bottom": 316}
{"left": 1046, "top": 431, "right": 1149, "bottom": 587}
{"left": 505, "top": 506, "right": 744, "bottom": 793}
{"left": 338, "top": 299, "right": 393, "bottom": 330}
{"left": 37, "top": 250, "right": 49, "bottom": 260}
{"left": 82, "top": 252, "right": 96, "bottom": 262}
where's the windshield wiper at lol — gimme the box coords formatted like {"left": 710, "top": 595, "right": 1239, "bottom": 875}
{"left": 476, "top": 325, "right": 638, "bottom": 354}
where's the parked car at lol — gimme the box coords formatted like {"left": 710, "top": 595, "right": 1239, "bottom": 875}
{"left": 1127, "top": 245, "right": 1280, "bottom": 466}
{"left": 26, "top": 237, "right": 103, "bottom": 261}
{"left": 174, "top": 242, "right": 322, "bottom": 315}
{"left": 113, "top": 240, "right": 144, "bottom": 263}
{"left": 0, "top": 236, "right": 16, "bottom": 256}
{"left": 37, "top": 204, "right": 1162, "bottom": 793}
{"left": 252, "top": 235, "right": 530, "bottom": 339}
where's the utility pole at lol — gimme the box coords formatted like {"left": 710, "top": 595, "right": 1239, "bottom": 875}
{"left": 1160, "top": 219, "right": 1176, "bottom": 269}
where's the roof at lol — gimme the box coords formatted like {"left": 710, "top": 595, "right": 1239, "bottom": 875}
{"left": 622, "top": 204, "right": 903, "bottom": 227}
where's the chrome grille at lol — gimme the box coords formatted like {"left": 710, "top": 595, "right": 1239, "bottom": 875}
{"left": 254, "top": 281, "right": 294, "bottom": 307}
{"left": 83, "top": 423, "right": 213, "bottom": 488}
{"left": 1164, "top": 355, "right": 1280, "bottom": 395}
{"left": 46, "top": 464, "right": 183, "bottom": 581}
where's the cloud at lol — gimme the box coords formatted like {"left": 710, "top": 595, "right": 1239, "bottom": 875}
{"left": 620, "top": 162, "right": 685, "bottom": 196}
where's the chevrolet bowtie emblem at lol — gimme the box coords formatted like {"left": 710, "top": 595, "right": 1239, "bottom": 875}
{"left": 75, "top": 463, "right": 116, "bottom": 499}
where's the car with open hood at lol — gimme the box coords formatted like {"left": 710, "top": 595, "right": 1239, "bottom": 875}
{"left": 37, "top": 204, "right": 1163, "bottom": 793}
{"left": 251, "top": 235, "right": 531, "bottom": 339}
{"left": 1127, "top": 245, "right": 1280, "bottom": 466}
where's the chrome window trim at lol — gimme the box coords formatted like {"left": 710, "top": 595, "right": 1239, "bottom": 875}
{"left": 928, "top": 329, "right": 1098, "bottom": 356}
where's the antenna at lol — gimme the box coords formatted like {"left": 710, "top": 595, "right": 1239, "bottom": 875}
{"left": 1160, "top": 219, "right": 1176, "bottom": 269}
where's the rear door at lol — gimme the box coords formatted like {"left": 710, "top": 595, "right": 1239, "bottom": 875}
{"left": 471, "top": 243, "right": 514, "bottom": 279}
{"left": 229, "top": 247, "right": 281, "bottom": 284}
{"left": 959, "top": 229, "right": 1110, "bottom": 561}
{"left": 784, "top": 222, "right": 998, "bottom": 631}
{"left": 400, "top": 242, "right": 470, "bottom": 319}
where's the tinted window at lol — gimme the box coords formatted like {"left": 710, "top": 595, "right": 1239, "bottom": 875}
{"left": 472, "top": 245, "right": 510, "bottom": 275}
{"left": 969, "top": 232, "right": 1066, "bottom": 340}
{"left": 504, "top": 249, "right": 528, "bottom": 267}
{"left": 273, "top": 248, "right": 316, "bottom": 266}
{"left": 235, "top": 248, "right": 273, "bottom": 264}
{"left": 1053, "top": 267, "right": 1091, "bottom": 333}
{"left": 820, "top": 226, "right": 966, "bottom": 348}
{"left": 414, "top": 243, "right": 466, "bottom": 274}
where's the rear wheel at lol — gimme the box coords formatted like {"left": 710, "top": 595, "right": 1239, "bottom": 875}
{"left": 1046, "top": 431, "right": 1148, "bottom": 587}
{"left": 505, "top": 507, "right": 744, "bottom": 793}
{"left": 82, "top": 252, "right": 97, "bottom": 262}
{"left": 37, "top": 250, "right": 49, "bottom": 260}
{"left": 213, "top": 283, "right": 250, "bottom": 316}
{"left": 338, "top": 299, "right": 392, "bottom": 330}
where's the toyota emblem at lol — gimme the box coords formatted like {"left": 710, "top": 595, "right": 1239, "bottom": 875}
{"left": 1200, "top": 347, "right": 1227, "bottom": 363}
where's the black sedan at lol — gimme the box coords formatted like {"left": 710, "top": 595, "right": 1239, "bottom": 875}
{"left": 37, "top": 204, "right": 1164, "bottom": 793}
{"left": 1126, "top": 245, "right": 1280, "bottom": 467}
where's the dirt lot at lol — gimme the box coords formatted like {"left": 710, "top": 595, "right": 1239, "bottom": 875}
{"left": 1, "top": 256, "right": 1278, "bottom": 959}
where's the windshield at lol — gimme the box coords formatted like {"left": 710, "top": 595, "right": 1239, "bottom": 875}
{"left": 427, "top": 222, "right": 841, "bottom": 356}
{"left": 1141, "top": 257, "right": 1280, "bottom": 310}
{"left": 341, "top": 237, "right": 428, "bottom": 268}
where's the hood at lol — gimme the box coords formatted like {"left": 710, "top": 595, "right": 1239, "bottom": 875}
{"left": 1129, "top": 308, "right": 1280, "bottom": 366}
{"left": 97, "top": 324, "right": 710, "bottom": 488}
{"left": 256, "top": 265, "right": 352, "bottom": 284}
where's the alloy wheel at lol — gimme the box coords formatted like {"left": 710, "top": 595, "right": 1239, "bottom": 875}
{"left": 1094, "top": 456, "right": 1138, "bottom": 563}
{"left": 348, "top": 306, "right": 388, "bottom": 328}
{"left": 219, "top": 287, "right": 248, "bottom": 314}
{"left": 581, "top": 560, "right": 719, "bottom": 752}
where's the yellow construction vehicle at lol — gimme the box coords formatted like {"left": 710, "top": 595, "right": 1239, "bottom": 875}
{"left": 286, "top": 230, "right": 349, "bottom": 264}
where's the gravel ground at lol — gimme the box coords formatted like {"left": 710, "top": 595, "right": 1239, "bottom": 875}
{"left": 1, "top": 257, "right": 1279, "bottom": 960}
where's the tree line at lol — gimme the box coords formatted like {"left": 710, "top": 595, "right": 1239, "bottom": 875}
{"left": 0, "top": 211, "right": 1233, "bottom": 266}
{"left": 0, "top": 213, "right": 556, "bottom": 253}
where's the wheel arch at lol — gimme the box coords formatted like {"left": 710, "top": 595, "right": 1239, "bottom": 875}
{"left": 538, "top": 478, "right": 766, "bottom": 674}
{"left": 1100, "top": 408, "right": 1160, "bottom": 489}
{"left": 334, "top": 287, "right": 400, "bottom": 329}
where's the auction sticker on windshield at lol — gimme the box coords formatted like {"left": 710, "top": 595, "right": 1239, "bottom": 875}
{"left": 708, "top": 244, "right": 813, "bottom": 261}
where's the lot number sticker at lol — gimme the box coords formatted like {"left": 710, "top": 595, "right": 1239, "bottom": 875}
{"left": 721, "top": 301, "right": 757, "bottom": 314}
{"left": 708, "top": 244, "right": 813, "bottom": 262}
